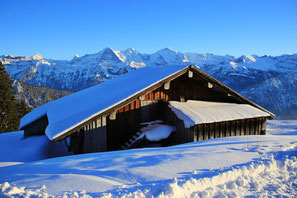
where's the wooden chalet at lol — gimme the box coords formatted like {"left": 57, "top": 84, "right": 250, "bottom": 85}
{"left": 20, "top": 65, "right": 275, "bottom": 154}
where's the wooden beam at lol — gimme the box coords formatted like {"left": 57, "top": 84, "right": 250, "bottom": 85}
{"left": 102, "top": 116, "right": 106, "bottom": 126}
{"left": 208, "top": 82, "right": 213, "bottom": 88}
{"left": 139, "top": 95, "right": 145, "bottom": 101}
{"left": 164, "top": 81, "right": 170, "bottom": 90}
{"left": 188, "top": 70, "right": 193, "bottom": 78}
{"left": 180, "top": 95, "right": 185, "bottom": 102}
{"left": 109, "top": 111, "right": 117, "bottom": 120}
{"left": 97, "top": 117, "right": 101, "bottom": 127}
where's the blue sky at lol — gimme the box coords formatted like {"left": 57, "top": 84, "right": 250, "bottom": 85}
{"left": 1, "top": 0, "right": 297, "bottom": 59}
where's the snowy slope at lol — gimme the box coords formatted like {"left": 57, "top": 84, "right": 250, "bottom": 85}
{"left": 0, "top": 131, "right": 70, "bottom": 167}
{"left": 0, "top": 120, "right": 297, "bottom": 197}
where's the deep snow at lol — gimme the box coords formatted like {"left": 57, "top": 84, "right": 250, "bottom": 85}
{"left": 0, "top": 131, "right": 70, "bottom": 168}
{"left": 0, "top": 120, "right": 297, "bottom": 197}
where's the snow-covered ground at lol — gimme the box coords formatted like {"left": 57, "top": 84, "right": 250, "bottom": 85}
{"left": 0, "top": 120, "right": 297, "bottom": 197}
{"left": 0, "top": 131, "right": 70, "bottom": 168}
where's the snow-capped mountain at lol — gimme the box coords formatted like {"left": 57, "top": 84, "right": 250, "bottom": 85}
{"left": 240, "top": 72, "right": 297, "bottom": 119}
{"left": 1, "top": 48, "right": 297, "bottom": 118}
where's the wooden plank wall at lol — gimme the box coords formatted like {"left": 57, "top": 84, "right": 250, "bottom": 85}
{"left": 70, "top": 116, "right": 107, "bottom": 154}
{"left": 83, "top": 117, "right": 107, "bottom": 153}
{"left": 106, "top": 100, "right": 142, "bottom": 151}
{"left": 193, "top": 117, "right": 267, "bottom": 142}
{"left": 162, "top": 74, "right": 240, "bottom": 103}
{"left": 106, "top": 98, "right": 166, "bottom": 151}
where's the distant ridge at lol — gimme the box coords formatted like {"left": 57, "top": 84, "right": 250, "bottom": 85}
{"left": 1, "top": 48, "right": 297, "bottom": 118}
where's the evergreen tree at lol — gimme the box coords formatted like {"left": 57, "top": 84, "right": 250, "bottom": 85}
{"left": 0, "top": 61, "right": 21, "bottom": 133}
{"left": 17, "top": 98, "right": 32, "bottom": 122}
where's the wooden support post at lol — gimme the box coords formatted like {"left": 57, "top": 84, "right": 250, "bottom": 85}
{"left": 193, "top": 126, "right": 197, "bottom": 141}
{"left": 139, "top": 95, "right": 145, "bottom": 101}
{"left": 261, "top": 118, "right": 266, "bottom": 135}
{"left": 109, "top": 111, "right": 117, "bottom": 120}
{"left": 102, "top": 116, "right": 106, "bottom": 126}
{"left": 244, "top": 119, "right": 247, "bottom": 135}
{"left": 97, "top": 117, "right": 101, "bottom": 127}
{"left": 198, "top": 124, "right": 203, "bottom": 141}
{"left": 188, "top": 70, "right": 193, "bottom": 78}
{"left": 164, "top": 81, "right": 170, "bottom": 90}
{"left": 203, "top": 124, "right": 206, "bottom": 140}
{"left": 180, "top": 95, "right": 185, "bottom": 102}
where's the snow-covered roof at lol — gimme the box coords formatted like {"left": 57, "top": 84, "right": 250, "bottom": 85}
{"left": 20, "top": 64, "right": 274, "bottom": 142}
{"left": 169, "top": 100, "right": 271, "bottom": 128}
{"left": 20, "top": 65, "right": 189, "bottom": 141}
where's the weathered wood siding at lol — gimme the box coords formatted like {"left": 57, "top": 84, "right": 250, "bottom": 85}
{"left": 83, "top": 117, "right": 107, "bottom": 153}
{"left": 70, "top": 116, "right": 107, "bottom": 154}
{"left": 106, "top": 99, "right": 166, "bottom": 150}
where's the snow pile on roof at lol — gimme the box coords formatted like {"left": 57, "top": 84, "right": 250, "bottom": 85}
{"left": 169, "top": 100, "right": 270, "bottom": 128}
{"left": 20, "top": 65, "right": 188, "bottom": 140}
{"left": 138, "top": 123, "right": 176, "bottom": 142}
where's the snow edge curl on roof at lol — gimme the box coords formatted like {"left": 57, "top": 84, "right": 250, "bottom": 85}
{"left": 169, "top": 100, "right": 271, "bottom": 128}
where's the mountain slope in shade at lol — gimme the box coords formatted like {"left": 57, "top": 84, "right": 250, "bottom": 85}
{"left": 240, "top": 72, "right": 297, "bottom": 119}
{"left": 13, "top": 80, "right": 72, "bottom": 108}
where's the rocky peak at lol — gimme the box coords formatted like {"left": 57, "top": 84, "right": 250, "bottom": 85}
{"left": 32, "top": 52, "right": 43, "bottom": 61}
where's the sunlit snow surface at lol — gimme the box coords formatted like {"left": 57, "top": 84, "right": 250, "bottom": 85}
{"left": 0, "top": 131, "right": 70, "bottom": 167}
{"left": 0, "top": 120, "right": 297, "bottom": 197}
{"left": 169, "top": 100, "right": 270, "bottom": 128}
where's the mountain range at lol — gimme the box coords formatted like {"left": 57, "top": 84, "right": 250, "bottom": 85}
{"left": 1, "top": 47, "right": 297, "bottom": 119}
